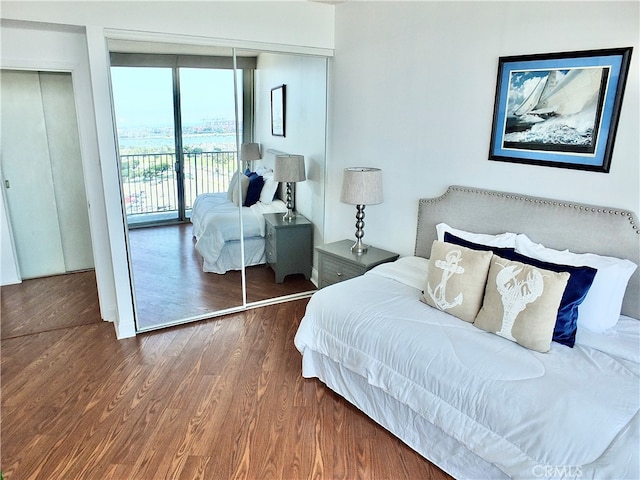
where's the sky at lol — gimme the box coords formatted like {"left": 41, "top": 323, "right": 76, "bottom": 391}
{"left": 110, "top": 66, "right": 240, "bottom": 129}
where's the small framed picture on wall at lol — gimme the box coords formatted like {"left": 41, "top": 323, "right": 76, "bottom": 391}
{"left": 271, "top": 84, "right": 286, "bottom": 137}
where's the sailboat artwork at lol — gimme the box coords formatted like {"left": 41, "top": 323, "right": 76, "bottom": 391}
{"left": 503, "top": 67, "right": 609, "bottom": 154}
{"left": 489, "top": 47, "right": 632, "bottom": 172}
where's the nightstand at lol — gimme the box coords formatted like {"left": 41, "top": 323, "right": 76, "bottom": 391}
{"left": 264, "top": 213, "right": 313, "bottom": 283}
{"left": 316, "top": 239, "right": 399, "bottom": 288}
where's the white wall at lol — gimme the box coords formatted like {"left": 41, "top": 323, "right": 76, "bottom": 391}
{"left": 327, "top": 1, "right": 639, "bottom": 258}
{"left": 0, "top": 1, "right": 334, "bottom": 53}
{"left": 254, "top": 52, "right": 328, "bottom": 260}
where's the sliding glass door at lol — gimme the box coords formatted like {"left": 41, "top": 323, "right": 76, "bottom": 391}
{"left": 179, "top": 68, "right": 241, "bottom": 217}
{"left": 111, "top": 65, "right": 242, "bottom": 226}
{"left": 111, "top": 66, "right": 180, "bottom": 224}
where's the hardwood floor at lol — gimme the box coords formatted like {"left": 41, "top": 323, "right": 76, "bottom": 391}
{"left": 129, "top": 224, "right": 317, "bottom": 329}
{"left": 0, "top": 270, "right": 101, "bottom": 339}
{"left": 1, "top": 273, "right": 452, "bottom": 480}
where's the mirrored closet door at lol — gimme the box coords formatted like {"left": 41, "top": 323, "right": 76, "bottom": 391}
{"left": 240, "top": 49, "right": 327, "bottom": 304}
{"left": 108, "top": 41, "right": 327, "bottom": 331}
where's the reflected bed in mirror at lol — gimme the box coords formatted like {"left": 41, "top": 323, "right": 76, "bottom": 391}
{"left": 190, "top": 150, "right": 289, "bottom": 274}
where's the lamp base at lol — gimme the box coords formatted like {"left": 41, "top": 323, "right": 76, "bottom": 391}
{"left": 282, "top": 209, "right": 296, "bottom": 222}
{"left": 282, "top": 181, "right": 296, "bottom": 222}
{"left": 351, "top": 204, "right": 368, "bottom": 255}
{"left": 350, "top": 238, "right": 368, "bottom": 255}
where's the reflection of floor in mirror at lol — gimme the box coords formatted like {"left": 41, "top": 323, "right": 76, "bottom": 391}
{"left": 128, "top": 223, "right": 316, "bottom": 330}
{"left": 1, "top": 269, "right": 102, "bottom": 339}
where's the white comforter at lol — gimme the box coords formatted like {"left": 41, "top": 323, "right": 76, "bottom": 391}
{"left": 294, "top": 256, "right": 640, "bottom": 479}
{"left": 190, "top": 193, "right": 286, "bottom": 273}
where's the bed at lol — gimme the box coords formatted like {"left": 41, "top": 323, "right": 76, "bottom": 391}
{"left": 191, "top": 150, "right": 288, "bottom": 274}
{"left": 294, "top": 185, "right": 640, "bottom": 479}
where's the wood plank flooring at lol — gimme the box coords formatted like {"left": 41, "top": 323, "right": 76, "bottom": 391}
{"left": 0, "top": 270, "right": 101, "bottom": 339}
{"left": 129, "top": 224, "right": 316, "bottom": 329}
{"left": 1, "top": 272, "right": 452, "bottom": 480}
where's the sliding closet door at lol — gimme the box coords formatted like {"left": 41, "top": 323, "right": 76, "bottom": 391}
{"left": 109, "top": 49, "right": 246, "bottom": 331}
{"left": 0, "top": 70, "right": 93, "bottom": 279}
{"left": 108, "top": 43, "right": 329, "bottom": 332}
{"left": 241, "top": 50, "right": 327, "bottom": 304}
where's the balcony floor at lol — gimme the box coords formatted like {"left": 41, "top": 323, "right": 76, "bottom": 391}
{"left": 127, "top": 210, "right": 192, "bottom": 227}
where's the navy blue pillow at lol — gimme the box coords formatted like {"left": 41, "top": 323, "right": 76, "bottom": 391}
{"left": 444, "top": 232, "right": 597, "bottom": 348}
{"left": 443, "top": 232, "right": 514, "bottom": 256}
{"left": 244, "top": 172, "right": 264, "bottom": 207}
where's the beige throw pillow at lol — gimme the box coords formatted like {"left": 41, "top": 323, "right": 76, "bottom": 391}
{"left": 421, "top": 241, "right": 493, "bottom": 322}
{"left": 227, "top": 171, "right": 239, "bottom": 201}
{"left": 474, "top": 255, "right": 570, "bottom": 353}
{"left": 232, "top": 174, "right": 250, "bottom": 206}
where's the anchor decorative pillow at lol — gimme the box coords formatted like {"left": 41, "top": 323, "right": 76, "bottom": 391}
{"left": 474, "top": 255, "right": 570, "bottom": 353}
{"left": 421, "top": 241, "right": 493, "bottom": 322}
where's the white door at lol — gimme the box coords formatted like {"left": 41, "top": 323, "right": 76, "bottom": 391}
{"left": 1, "top": 69, "right": 93, "bottom": 279}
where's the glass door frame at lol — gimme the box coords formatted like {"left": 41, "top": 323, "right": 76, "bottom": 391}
{"left": 172, "top": 66, "right": 187, "bottom": 222}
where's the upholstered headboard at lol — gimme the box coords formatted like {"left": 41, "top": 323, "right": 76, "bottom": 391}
{"left": 415, "top": 185, "right": 640, "bottom": 319}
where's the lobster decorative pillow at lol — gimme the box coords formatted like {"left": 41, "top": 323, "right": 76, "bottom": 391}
{"left": 474, "top": 255, "right": 569, "bottom": 353}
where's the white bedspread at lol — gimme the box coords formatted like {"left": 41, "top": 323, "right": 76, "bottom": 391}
{"left": 190, "top": 193, "right": 286, "bottom": 273}
{"left": 294, "top": 256, "right": 640, "bottom": 479}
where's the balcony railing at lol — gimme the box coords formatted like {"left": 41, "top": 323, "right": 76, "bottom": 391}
{"left": 120, "top": 150, "right": 236, "bottom": 222}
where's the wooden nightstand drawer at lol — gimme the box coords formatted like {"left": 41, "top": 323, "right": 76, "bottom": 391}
{"left": 266, "top": 221, "right": 276, "bottom": 241}
{"left": 316, "top": 240, "right": 399, "bottom": 289}
{"left": 319, "top": 254, "right": 363, "bottom": 286}
{"left": 265, "top": 238, "right": 276, "bottom": 264}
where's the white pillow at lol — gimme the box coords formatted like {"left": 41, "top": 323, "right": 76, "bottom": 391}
{"left": 255, "top": 165, "right": 272, "bottom": 177}
{"left": 259, "top": 176, "right": 279, "bottom": 204}
{"left": 436, "top": 223, "right": 517, "bottom": 248}
{"left": 515, "top": 234, "right": 637, "bottom": 333}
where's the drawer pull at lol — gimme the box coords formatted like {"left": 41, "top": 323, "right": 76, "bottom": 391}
{"left": 336, "top": 272, "right": 343, "bottom": 277}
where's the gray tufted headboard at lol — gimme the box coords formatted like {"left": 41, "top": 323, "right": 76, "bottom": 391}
{"left": 415, "top": 185, "right": 640, "bottom": 319}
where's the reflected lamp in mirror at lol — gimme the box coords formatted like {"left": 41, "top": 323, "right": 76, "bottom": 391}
{"left": 274, "top": 154, "right": 306, "bottom": 221}
{"left": 240, "top": 143, "right": 261, "bottom": 169}
{"left": 340, "top": 167, "right": 383, "bottom": 254}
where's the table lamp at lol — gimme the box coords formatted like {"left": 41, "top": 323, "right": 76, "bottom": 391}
{"left": 340, "top": 167, "right": 383, "bottom": 254}
{"left": 240, "top": 143, "right": 261, "bottom": 169}
{"left": 274, "top": 154, "right": 306, "bottom": 221}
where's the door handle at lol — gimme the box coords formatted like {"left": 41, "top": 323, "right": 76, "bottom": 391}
{"left": 5, "top": 180, "right": 9, "bottom": 189}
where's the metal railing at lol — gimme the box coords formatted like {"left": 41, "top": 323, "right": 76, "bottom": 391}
{"left": 120, "top": 150, "right": 236, "bottom": 220}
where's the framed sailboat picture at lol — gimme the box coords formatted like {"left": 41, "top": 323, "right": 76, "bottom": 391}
{"left": 489, "top": 47, "right": 632, "bottom": 172}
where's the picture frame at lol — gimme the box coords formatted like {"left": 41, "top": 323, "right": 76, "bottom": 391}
{"left": 488, "top": 47, "right": 632, "bottom": 172}
{"left": 271, "top": 84, "right": 286, "bottom": 137}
